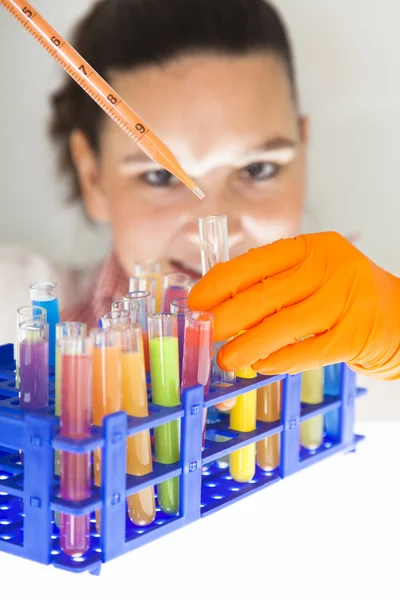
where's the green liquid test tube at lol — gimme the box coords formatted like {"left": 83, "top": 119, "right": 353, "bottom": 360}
{"left": 55, "top": 322, "right": 87, "bottom": 528}
{"left": 149, "top": 314, "right": 180, "bottom": 515}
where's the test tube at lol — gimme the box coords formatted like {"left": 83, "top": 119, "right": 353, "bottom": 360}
{"left": 101, "top": 309, "right": 131, "bottom": 330}
{"left": 54, "top": 323, "right": 87, "bottom": 528}
{"left": 256, "top": 381, "right": 281, "bottom": 472}
{"left": 118, "top": 324, "right": 155, "bottom": 526}
{"left": 171, "top": 298, "right": 189, "bottom": 377}
{"left": 230, "top": 364, "right": 257, "bottom": 483}
{"left": 133, "top": 260, "right": 162, "bottom": 312}
{"left": 148, "top": 314, "right": 180, "bottom": 514}
{"left": 59, "top": 336, "right": 92, "bottom": 557}
{"left": 162, "top": 272, "right": 190, "bottom": 313}
{"left": 129, "top": 276, "right": 158, "bottom": 313}
{"left": 324, "top": 364, "right": 342, "bottom": 438}
{"left": 124, "top": 291, "right": 152, "bottom": 372}
{"left": 18, "top": 320, "right": 49, "bottom": 410}
{"left": 91, "top": 327, "right": 122, "bottom": 532}
{"left": 111, "top": 299, "right": 140, "bottom": 324}
{"left": 15, "top": 306, "right": 46, "bottom": 388}
{"left": 199, "top": 215, "right": 236, "bottom": 402}
{"left": 30, "top": 282, "right": 60, "bottom": 368}
{"left": 181, "top": 311, "right": 214, "bottom": 447}
{"left": 300, "top": 368, "right": 324, "bottom": 451}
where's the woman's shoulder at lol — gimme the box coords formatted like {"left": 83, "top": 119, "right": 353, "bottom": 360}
{"left": 0, "top": 244, "right": 93, "bottom": 346}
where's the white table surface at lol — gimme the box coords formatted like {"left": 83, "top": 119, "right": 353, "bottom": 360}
{"left": 1, "top": 419, "right": 399, "bottom": 600}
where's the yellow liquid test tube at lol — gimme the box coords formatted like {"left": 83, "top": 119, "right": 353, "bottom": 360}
{"left": 133, "top": 261, "right": 162, "bottom": 312}
{"left": 256, "top": 381, "right": 281, "bottom": 472}
{"left": 120, "top": 324, "right": 155, "bottom": 526}
{"left": 230, "top": 365, "right": 257, "bottom": 483}
{"left": 300, "top": 368, "right": 324, "bottom": 450}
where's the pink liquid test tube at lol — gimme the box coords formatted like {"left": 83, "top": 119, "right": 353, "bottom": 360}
{"left": 59, "top": 336, "right": 93, "bottom": 558}
{"left": 171, "top": 298, "right": 189, "bottom": 378}
{"left": 162, "top": 272, "right": 190, "bottom": 313}
{"left": 181, "top": 311, "right": 214, "bottom": 447}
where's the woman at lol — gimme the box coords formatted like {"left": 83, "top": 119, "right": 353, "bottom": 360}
{"left": 2, "top": 0, "right": 399, "bottom": 381}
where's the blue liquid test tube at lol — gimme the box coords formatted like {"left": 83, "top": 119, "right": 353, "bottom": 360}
{"left": 324, "top": 364, "right": 342, "bottom": 439}
{"left": 30, "top": 282, "right": 60, "bottom": 368}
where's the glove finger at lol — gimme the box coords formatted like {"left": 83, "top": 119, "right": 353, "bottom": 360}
{"left": 253, "top": 329, "right": 351, "bottom": 375}
{"left": 188, "top": 235, "right": 309, "bottom": 312}
{"left": 215, "top": 288, "right": 335, "bottom": 372}
{"left": 209, "top": 261, "right": 321, "bottom": 342}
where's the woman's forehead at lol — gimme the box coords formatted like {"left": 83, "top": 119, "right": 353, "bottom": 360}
{"left": 102, "top": 52, "right": 298, "bottom": 167}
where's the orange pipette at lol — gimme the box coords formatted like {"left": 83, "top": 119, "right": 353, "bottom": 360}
{"left": 1, "top": 0, "right": 205, "bottom": 200}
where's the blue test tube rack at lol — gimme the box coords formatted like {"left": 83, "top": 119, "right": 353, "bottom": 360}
{"left": 0, "top": 343, "right": 367, "bottom": 575}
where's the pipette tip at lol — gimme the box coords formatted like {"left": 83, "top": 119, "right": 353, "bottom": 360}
{"left": 193, "top": 186, "right": 206, "bottom": 200}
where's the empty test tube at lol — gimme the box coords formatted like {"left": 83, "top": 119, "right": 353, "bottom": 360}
{"left": 300, "top": 368, "right": 324, "bottom": 450}
{"left": 256, "top": 381, "right": 281, "bottom": 472}
{"left": 118, "top": 324, "right": 155, "bottom": 526}
{"left": 148, "top": 314, "right": 180, "bottom": 514}
{"left": 198, "top": 216, "right": 235, "bottom": 396}
{"left": 59, "top": 336, "right": 92, "bottom": 557}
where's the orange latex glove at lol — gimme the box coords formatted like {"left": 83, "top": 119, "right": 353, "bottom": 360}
{"left": 188, "top": 232, "right": 400, "bottom": 379}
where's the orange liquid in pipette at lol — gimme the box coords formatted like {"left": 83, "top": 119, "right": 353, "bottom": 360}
{"left": 2, "top": 0, "right": 204, "bottom": 200}
{"left": 121, "top": 349, "right": 155, "bottom": 526}
{"left": 92, "top": 345, "right": 121, "bottom": 533}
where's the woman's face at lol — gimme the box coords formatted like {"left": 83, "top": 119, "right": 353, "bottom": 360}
{"left": 73, "top": 52, "right": 308, "bottom": 275}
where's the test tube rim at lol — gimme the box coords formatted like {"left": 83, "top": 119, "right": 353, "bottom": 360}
{"left": 29, "top": 281, "right": 58, "bottom": 297}
{"left": 16, "top": 305, "right": 47, "bottom": 322}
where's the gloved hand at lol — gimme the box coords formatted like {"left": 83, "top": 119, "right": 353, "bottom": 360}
{"left": 188, "top": 232, "right": 400, "bottom": 380}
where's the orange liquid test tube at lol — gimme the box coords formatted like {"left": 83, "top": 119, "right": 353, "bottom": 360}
{"left": 256, "top": 381, "right": 281, "bottom": 472}
{"left": 119, "top": 325, "right": 155, "bottom": 526}
{"left": 91, "top": 328, "right": 122, "bottom": 533}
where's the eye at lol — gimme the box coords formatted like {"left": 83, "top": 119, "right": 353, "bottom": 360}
{"left": 141, "top": 169, "right": 180, "bottom": 187}
{"left": 240, "top": 162, "right": 280, "bottom": 182}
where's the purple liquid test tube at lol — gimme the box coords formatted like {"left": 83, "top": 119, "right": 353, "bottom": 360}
{"left": 19, "top": 321, "right": 49, "bottom": 410}
{"left": 162, "top": 272, "right": 189, "bottom": 313}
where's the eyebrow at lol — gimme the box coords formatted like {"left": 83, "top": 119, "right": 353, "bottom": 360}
{"left": 251, "top": 137, "right": 297, "bottom": 153}
{"left": 120, "top": 136, "right": 297, "bottom": 167}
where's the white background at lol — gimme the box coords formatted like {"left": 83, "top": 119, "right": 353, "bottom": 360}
{"left": 1, "top": 0, "right": 400, "bottom": 421}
